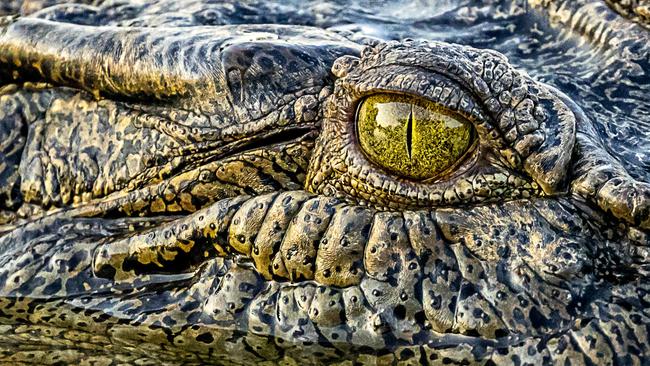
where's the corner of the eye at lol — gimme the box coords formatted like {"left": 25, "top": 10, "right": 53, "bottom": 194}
{"left": 537, "top": 180, "right": 569, "bottom": 197}
{"left": 528, "top": 160, "right": 572, "bottom": 196}
{"left": 331, "top": 55, "right": 362, "bottom": 78}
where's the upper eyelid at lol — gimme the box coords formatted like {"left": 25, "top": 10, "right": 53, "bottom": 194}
{"left": 342, "top": 65, "right": 490, "bottom": 127}
{"left": 348, "top": 44, "right": 543, "bottom": 138}
{"left": 340, "top": 64, "right": 519, "bottom": 169}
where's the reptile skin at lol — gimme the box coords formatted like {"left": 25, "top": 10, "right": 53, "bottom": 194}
{"left": 0, "top": 0, "right": 649, "bottom": 364}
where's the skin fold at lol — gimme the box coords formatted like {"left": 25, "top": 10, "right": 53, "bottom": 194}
{"left": 0, "top": 0, "right": 648, "bottom": 364}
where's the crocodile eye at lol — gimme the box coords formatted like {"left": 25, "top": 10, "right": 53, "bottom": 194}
{"left": 356, "top": 93, "right": 474, "bottom": 180}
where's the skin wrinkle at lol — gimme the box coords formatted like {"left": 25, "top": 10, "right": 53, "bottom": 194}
{"left": 0, "top": 0, "right": 648, "bottom": 364}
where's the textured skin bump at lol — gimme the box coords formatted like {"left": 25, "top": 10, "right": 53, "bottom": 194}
{"left": 279, "top": 196, "right": 342, "bottom": 281}
{"left": 251, "top": 190, "right": 312, "bottom": 280}
{"left": 314, "top": 206, "right": 372, "bottom": 287}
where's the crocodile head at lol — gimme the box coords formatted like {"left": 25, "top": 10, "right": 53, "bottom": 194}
{"left": 0, "top": 0, "right": 648, "bottom": 364}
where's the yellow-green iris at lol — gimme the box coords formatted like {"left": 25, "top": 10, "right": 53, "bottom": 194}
{"left": 356, "top": 93, "right": 474, "bottom": 180}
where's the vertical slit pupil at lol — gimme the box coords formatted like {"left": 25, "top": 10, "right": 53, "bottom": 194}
{"left": 406, "top": 105, "right": 413, "bottom": 159}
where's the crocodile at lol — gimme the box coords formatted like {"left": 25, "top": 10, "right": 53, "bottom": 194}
{"left": 0, "top": 0, "right": 649, "bottom": 364}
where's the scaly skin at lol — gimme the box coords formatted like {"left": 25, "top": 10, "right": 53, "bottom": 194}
{"left": 605, "top": 0, "right": 650, "bottom": 25}
{"left": 0, "top": 0, "right": 649, "bottom": 365}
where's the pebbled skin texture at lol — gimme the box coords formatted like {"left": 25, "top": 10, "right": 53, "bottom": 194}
{"left": 0, "top": 0, "right": 649, "bottom": 365}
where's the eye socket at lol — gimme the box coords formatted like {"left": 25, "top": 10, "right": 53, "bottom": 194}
{"left": 356, "top": 93, "right": 475, "bottom": 181}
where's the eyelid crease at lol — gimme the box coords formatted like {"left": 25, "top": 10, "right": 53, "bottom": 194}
{"left": 344, "top": 65, "right": 490, "bottom": 129}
